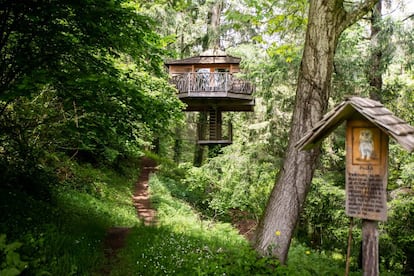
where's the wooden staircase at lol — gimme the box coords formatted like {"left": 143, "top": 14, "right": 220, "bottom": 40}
{"left": 197, "top": 109, "right": 231, "bottom": 145}
{"left": 208, "top": 109, "right": 221, "bottom": 140}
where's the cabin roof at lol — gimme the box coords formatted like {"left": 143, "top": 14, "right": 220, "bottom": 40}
{"left": 296, "top": 96, "right": 414, "bottom": 152}
{"left": 165, "top": 49, "right": 241, "bottom": 66}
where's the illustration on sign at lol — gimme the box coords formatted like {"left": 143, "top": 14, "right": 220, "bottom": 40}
{"left": 353, "top": 127, "right": 381, "bottom": 165}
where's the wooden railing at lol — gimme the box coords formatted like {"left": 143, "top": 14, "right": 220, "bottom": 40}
{"left": 170, "top": 72, "right": 254, "bottom": 95}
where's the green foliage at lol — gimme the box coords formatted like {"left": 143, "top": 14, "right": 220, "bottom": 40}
{"left": 153, "top": 142, "right": 277, "bottom": 220}
{"left": 141, "top": 0, "right": 218, "bottom": 57}
{"left": 0, "top": 0, "right": 184, "bottom": 198}
{"left": 113, "top": 225, "right": 280, "bottom": 275}
{"left": 381, "top": 194, "right": 414, "bottom": 273}
{"left": 0, "top": 158, "right": 139, "bottom": 275}
{"left": 1, "top": 0, "right": 165, "bottom": 99}
{"left": 298, "top": 174, "right": 351, "bottom": 251}
{"left": 225, "top": 0, "right": 307, "bottom": 48}
{"left": 286, "top": 242, "right": 362, "bottom": 276}
{"left": 298, "top": 163, "right": 413, "bottom": 273}
{"left": 110, "top": 168, "right": 369, "bottom": 275}
{"left": 0, "top": 0, "right": 412, "bottom": 274}
{"left": 0, "top": 235, "right": 27, "bottom": 276}
{"left": 333, "top": 22, "right": 371, "bottom": 99}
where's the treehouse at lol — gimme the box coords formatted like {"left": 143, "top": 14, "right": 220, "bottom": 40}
{"left": 165, "top": 49, "right": 255, "bottom": 145}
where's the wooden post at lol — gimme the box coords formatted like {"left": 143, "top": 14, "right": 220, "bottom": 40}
{"left": 362, "top": 220, "right": 379, "bottom": 276}
{"left": 345, "top": 119, "right": 388, "bottom": 275}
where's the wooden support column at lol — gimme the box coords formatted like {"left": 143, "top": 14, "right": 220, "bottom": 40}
{"left": 362, "top": 220, "right": 379, "bottom": 276}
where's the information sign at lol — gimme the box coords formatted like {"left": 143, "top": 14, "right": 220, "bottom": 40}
{"left": 345, "top": 120, "right": 388, "bottom": 221}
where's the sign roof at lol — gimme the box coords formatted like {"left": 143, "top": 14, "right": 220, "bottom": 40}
{"left": 296, "top": 96, "right": 414, "bottom": 152}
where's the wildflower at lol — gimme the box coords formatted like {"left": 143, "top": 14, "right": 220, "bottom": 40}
{"left": 305, "top": 250, "right": 311, "bottom": 255}
{"left": 275, "top": 230, "right": 281, "bottom": 236}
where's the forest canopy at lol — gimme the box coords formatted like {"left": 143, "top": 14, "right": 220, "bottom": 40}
{"left": 0, "top": 0, "right": 184, "bottom": 194}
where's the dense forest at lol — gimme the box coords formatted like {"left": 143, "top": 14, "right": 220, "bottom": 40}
{"left": 1, "top": 0, "right": 413, "bottom": 275}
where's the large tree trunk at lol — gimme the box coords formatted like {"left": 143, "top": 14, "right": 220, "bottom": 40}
{"left": 208, "top": 0, "right": 223, "bottom": 49}
{"left": 368, "top": 0, "right": 383, "bottom": 101}
{"left": 204, "top": 0, "right": 223, "bottom": 50}
{"left": 254, "top": 0, "right": 378, "bottom": 264}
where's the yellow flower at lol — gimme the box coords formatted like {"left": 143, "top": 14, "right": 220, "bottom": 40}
{"left": 305, "top": 250, "right": 311, "bottom": 255}
{"left": 275, "top": 230, "right": 281, "bottom": 236}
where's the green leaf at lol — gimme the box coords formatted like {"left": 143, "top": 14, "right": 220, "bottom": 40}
{"left": 0, "top": 268, "right": 22, "bottom": 276}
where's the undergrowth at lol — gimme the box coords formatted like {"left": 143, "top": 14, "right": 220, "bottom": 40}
{"left": 0, "top": 159, "right": 140, "bottom": 275}
{"left": 111, "top": 173, "right": 280, "bottom": 275}
{"left": 111, "top": 172, "right": 362, "bottom": 275}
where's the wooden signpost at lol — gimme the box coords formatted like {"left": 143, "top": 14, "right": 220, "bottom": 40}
{"left": 345, "top": 120, "right": 388, "bottom": 222}
{"left": 296, "top": 97, "right": 414, "bottom": 276}
{"left": 346, "top": 120, "right": 388, "bottom": 275}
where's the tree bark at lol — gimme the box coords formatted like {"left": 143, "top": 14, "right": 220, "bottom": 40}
{"left": 254, "top": 0, "right": 378, "bottom": 264}
{"left": 194, "top": 111, "right": 207, "bottom": 167}
{"left": 173, "top": 127, "right": 182, "bottom": 163}
{"left": 205, "top": 0, "right": 223, "bottom": 50}
{"left": 368, "top": 0, "right": 383, "bottom": 101}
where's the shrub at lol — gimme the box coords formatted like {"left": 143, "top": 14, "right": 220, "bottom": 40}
{"left": 0, "top": 234, "right": 28, "bottom": 276}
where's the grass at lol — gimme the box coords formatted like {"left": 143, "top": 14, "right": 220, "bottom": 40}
{"left": 111, "top": 173, "right": 279, "bottom": 275}
{"left": 0, "top": 160, "right": 140, "bottom": 275}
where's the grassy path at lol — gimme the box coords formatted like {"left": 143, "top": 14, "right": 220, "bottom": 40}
{"left": 101, "top": 157, "right": 157, "bottom": 274}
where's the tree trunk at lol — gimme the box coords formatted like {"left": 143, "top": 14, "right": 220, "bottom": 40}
{"left": 204, "top": 0, "right": 223, "bottom": 50}
{"left": 368, "top": 0, "right": 383, "bottom": 101}
{"left": 173, "top": 127, "right": 182, "bottom": 163}
{"left": 193, "top": 111, "right": 207, "bottom": 167}
{"left": 254, "top": 0, "right": 378, "bottom": 264}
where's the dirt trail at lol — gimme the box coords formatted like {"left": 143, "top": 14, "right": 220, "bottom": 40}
{"left": 101, "top": 157, "right": 157, "bottom": 274}
{"left": 132, "top": 157, "right": 157, "bottom": 225}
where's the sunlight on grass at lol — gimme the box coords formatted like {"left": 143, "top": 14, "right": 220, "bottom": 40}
{"left": 150, "top": 174, "right": 247, "bottom": 247}
{"left": 111, "top": 173, "right": 279, "bottom": 275}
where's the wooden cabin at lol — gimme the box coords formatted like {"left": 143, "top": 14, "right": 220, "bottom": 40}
{"left": 165, "top": 49, "right": 255, "bottom": 145}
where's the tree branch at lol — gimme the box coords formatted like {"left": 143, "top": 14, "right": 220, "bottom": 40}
{"left": 402, "top": 13, "right": 414, "bottom": 22}
{"left": 339, "top": 0, "right": 379, "bottom": 32}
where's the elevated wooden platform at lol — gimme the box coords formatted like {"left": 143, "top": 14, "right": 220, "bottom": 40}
{"left": 171, "top": 72, "right": 254, "bottom": 111}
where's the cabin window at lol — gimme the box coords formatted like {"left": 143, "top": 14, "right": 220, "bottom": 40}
{"left": 215, "top": 68, "right": 229, "bottom": 72}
